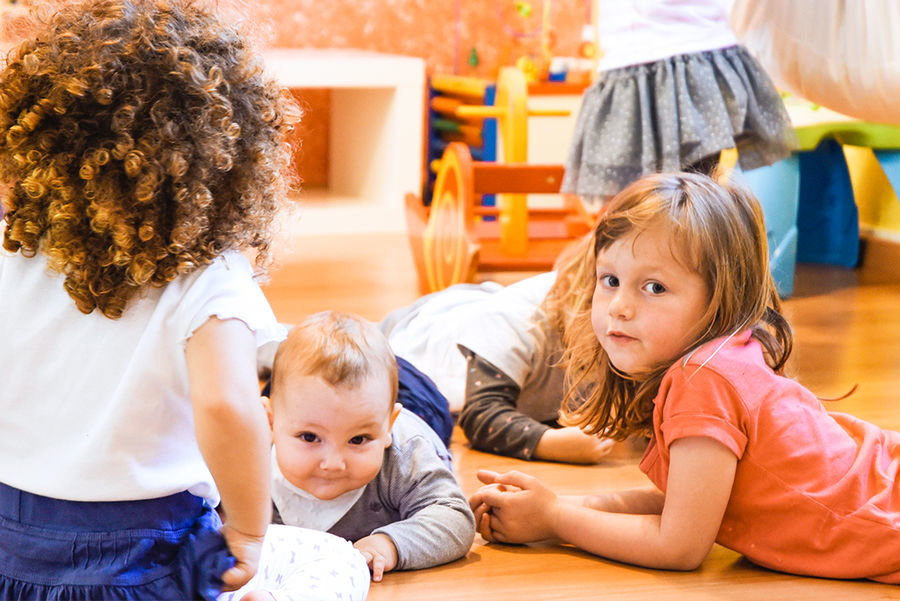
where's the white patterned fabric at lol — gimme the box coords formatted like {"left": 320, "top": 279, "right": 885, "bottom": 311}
{"left": 217, "top": 524, "right": 370, "bottom": 601}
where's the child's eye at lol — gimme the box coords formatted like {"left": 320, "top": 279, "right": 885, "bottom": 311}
{"left": 348, "top": 435, "right": 371, "bottom": 445}
{"left": 600, "top": 274, "right": 619, "bottom": 288}
{"left": 298, "top": 432, "right": 319, "bottom": 443}
{"left": 643, "top": 282, "right": 666, "bottom": 294}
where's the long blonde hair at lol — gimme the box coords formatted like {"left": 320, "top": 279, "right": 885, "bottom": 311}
{"left": 540, "top": 232, "right": 597, "bottom": 337}
{"left": 561, "top": 173, "right": 792, "bottom": 440}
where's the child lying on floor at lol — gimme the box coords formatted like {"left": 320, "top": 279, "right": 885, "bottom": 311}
{"left": 470, "top": 172, "right": 900, "bottom": 583}
{"left": 381, "top": 236, "right": 615, "bottom": 464}
{"left": 265, "top": 311, "right": 475, "bottom": 582}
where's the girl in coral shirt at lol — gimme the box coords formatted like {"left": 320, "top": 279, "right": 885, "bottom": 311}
{"left": 469, "top": 172, "right": 900, "bottom": 583}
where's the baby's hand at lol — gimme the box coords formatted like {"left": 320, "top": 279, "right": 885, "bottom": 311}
{"left": 354, "top": 533, "right": 398, "bottom": 582}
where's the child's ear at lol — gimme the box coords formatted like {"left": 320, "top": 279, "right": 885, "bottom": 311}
{"left": 261, "top": 396, "right": 275, "bottom": 431}
{"left": 385, "top": 403, "right": 402, "bottom": 448}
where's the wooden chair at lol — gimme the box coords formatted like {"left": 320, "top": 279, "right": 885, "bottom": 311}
{"left": 405, "top": 142, "right": 593, "bottom": 294}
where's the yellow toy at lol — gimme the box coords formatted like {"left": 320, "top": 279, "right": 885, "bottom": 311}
{"left": 434, "top": 67, "right": 569, "bottom": 257}
{"left": 406, "top": 142, "right": 593, "bottom": 294}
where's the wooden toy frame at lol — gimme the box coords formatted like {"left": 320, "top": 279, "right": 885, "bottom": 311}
{"left": 406, "top": 142, "right": 593, "bottom": 294}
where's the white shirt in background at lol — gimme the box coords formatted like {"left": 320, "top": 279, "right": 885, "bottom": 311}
{"left": 596, "top": 0, "right": 737, "bottom": 71}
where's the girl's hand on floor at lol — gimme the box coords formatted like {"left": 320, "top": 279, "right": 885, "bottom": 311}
{"left": 472, "top": 497, "right": 497, "bottom": 542}
{"left": 469, "top": 473, "right": 519, "bottom": 542}
{"left": 220, "top": 524, "right": 266, "bottom": 591}
{"left": 468, "top": 470, "right": 560, "bottom": 544}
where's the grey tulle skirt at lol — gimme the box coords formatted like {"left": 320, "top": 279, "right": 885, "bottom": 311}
{"left": 561, "top": 44, "right": 797, "bottom": 200}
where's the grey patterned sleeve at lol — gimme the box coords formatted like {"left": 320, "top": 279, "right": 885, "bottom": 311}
{"left": 371, "top": 434, "right": 475, "bottom": 570}
{"left": 457, "top": 348, "right": 551, "bottom": 460}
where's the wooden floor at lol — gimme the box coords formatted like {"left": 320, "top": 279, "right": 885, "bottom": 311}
{"left": 260, "top": 232, "right": 900, "bottom": 601}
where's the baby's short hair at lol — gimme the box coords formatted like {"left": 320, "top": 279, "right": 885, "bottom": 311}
{"left": 271, "top": 311, "right": 399, "bottom": 407}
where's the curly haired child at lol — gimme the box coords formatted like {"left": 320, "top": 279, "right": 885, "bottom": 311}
{"left": 0, "top": 1, "right": 365, "bottom": 599}
{"left": 470, "top": 172, "right": 900, "bottom": 583}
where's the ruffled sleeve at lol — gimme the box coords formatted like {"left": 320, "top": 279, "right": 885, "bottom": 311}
{"left": 177, "top": 252, "right": 286, "bottom": 348}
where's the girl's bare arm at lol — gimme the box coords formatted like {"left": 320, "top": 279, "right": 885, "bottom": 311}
{"left": 472, "top": 436, "right": 736, "bottom": 571}
{"left": 186, "top": 317, "right": 273, "bottom": 588}
{"left": 562, "top": 484, "right": 665, "bottom": 514}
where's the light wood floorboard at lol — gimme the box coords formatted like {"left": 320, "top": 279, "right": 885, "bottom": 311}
{"left": 260, "top": 233, "right": 900, "bottom": 601}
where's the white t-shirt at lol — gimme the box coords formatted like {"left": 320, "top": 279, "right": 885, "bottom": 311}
{"left": 0, "top": 250, "right": 285, "bottom": 504}
{"left": 596, "top": 0, "right": 738, "bottom": 71}
{"left": 456, "top": 273, "right": 564, "bottom": 424}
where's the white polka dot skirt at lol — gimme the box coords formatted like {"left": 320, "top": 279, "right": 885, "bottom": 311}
{"left": 561, "top": 45, "right": 797, "bottom": 200}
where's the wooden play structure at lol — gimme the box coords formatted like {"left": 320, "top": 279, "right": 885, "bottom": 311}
{"left": 428, "top": 68, "right": 572, "bottom": 253}
{"left": 405, "top": 142, "right": 592, "bottom": 294}
{"left": 428, "top": 74, "right": 499, "bottom": 169}
{"left": 408, "top": 67, "right": 591, "bottom": 294}
{"left": 407, "top": 69, "right": 900, "bottom": 299}
{"left": 406, "top": 143, "right": 799, "bottom": 298}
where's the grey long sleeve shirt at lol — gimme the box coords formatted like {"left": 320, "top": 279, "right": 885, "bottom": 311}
{"left": 274, "top": 410, "right": 475, "bottom": 570}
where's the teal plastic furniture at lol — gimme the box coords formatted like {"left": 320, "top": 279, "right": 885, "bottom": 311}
{"left": 789, "top": 106, "right": 900, "bottom": 268}
{"left": 736, "top": 103, "right": 900, "bottom": 296}
{"left": 731, "top": 156, "right": 801, "bottom": 298}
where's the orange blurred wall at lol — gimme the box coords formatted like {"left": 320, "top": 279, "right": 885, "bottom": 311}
{"left": 249, "top": 0, "right": 592, "bottom": 188}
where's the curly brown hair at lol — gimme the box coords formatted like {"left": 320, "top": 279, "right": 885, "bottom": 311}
{"left": 0, "top": 0, "right": 300, "bottom": 318}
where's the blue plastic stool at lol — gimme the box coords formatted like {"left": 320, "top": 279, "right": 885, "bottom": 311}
{"left": 786, "top": 105, "right": 900, "bottom": 270}
{"left": 796, "top": 140, "right": 859, "bottom": 268}
{"left": 732, "top": 155, "right": 800, "bottom": 298}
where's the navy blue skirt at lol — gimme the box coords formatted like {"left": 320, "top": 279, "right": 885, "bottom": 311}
{"left": 396, "top": 355, "right": 454, "bottom": 450}
{"left": 0, "top": 482, "right": 233, "bottom": 600}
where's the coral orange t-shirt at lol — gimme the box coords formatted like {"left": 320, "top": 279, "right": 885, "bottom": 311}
{"left": 639, "top": 331, "right": 900, "bottom": 583}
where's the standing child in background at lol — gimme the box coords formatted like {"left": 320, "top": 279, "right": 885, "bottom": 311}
{"left": 381, "top": 236, "right": 614, "bottom": 464}
{"left": 0, "top": 1, "right": 363, "bottom": 598}
{"left": 562, "top": 0, "right": 796, "bottom": 205}
{"left": 263, "top": 311, "right": 475, "bottom": 584}
{"left": 470, "top": 173, "right": 900, "bottom": 582}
